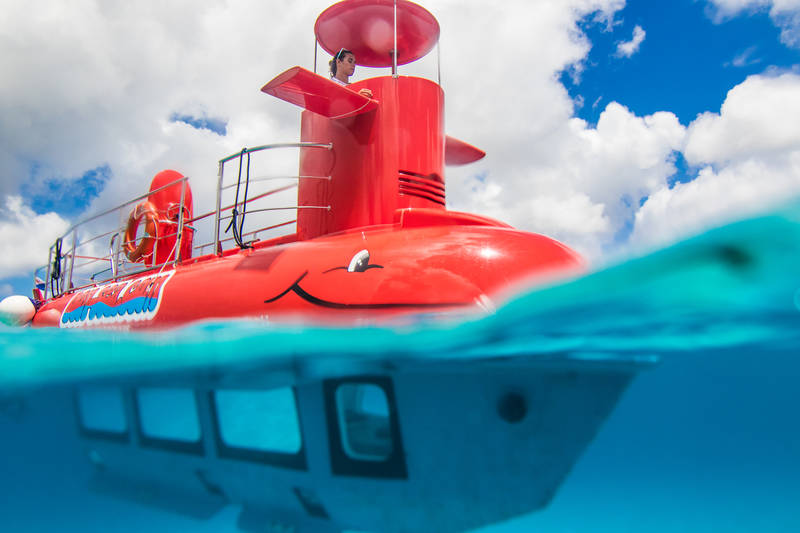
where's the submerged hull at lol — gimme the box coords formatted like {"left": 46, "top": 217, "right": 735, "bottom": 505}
{"left": 72, "top": 359, "right": 639, "bottom": 533}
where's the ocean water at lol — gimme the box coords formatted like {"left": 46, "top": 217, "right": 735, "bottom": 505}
{"left": 2, "top": 205, "right": 800, "bottom": 532}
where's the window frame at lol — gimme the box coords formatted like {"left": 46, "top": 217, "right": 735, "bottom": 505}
{"left": 132, "top": 387, "right": 205, "bottom": 455}
{"left": 73, "top": 385, "right": 131, "bottom": 443}
{"left": 208, "top": 387, "right": 307, "bottom": 471}
{"left": 324, "top": 376, "right": 407, "bottom": 479}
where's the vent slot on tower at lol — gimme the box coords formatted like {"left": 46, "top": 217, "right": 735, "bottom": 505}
{"left": 398, "top": 170, "right": 445, "bottom": 207}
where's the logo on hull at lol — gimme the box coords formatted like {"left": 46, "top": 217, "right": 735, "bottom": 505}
{"left": 60, "top": 271, "right": 174, "bottom": 328}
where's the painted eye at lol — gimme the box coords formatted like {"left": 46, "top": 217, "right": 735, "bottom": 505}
{"left": 347, "top": 249, "right": 370, "bottom": 272}
{"left": 323, "top": 250, "right": 383, "bottom": 274}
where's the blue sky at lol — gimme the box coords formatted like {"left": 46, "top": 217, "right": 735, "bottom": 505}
{"left": 567, "top": 1, "right": 800, "bottom": 127}
{"left": 169, "top": 113, "right": 228, "bottom": 137}
{"left": 22, "top": 165, "right": 112, "bottom": 217}
{"left": 557, "top": 0, "right": 800, "bottom": 244}
{"left": 2, "top": 0, "right": 800, "bottom": 301}
{"left": 562, "top": 0, "right": 800, "bottom": 203}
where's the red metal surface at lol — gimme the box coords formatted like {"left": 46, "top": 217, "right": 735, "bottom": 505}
{"left": 297, "top": 75, "right": 445, "bottom": 241}
{"left": 145, "top": 170, "right": 194, "bottom": 265}
{"left": 445, "top": 135, "right": 486, "bottom": 166}
{"left": 261, "top": 67, "right": 377, "bottom": 119}
{"left": 34, "top": 223, "right": 583, "bottom": 329}
{"left": 394, "top": 208, "right": 511, "bottom": 229}
{"left": 315, "top": 0, "right": 440, "bottom": 67}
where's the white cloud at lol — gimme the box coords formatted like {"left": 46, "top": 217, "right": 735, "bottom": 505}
{"left": 450, "top": 98, "right": 685, "bottom": 259}
{"left": 532, "top": 194, "right": 612, "bottom": 235}
{"left": 707, "top": 0, "right": 800, "bottom": 48}
{"left": 684, "top": 73, "right": 800, "bottom": 166}
{"left": 630, "top": 73, "right": 800, "bottom": 250}
{"left": 729, "top": 45, "right": 761, "bottom": 67}
{"left": 631, "top": 158, "right": 800, "bottom": 248}
{"left": 0, "top": 196, "right": 69, "bottom": 279}
{"left": 707, "top": 0, "right": 771, "bottom": 19}
{"left": 615, "top": 25, "right": 646, "bottom": 58}
{"left": 437, "top": 2, "right": 685, "bottom": 260}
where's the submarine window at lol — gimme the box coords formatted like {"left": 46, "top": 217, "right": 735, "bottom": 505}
{"left": 134, "top": 387, "right": 203, "bottom": 454}
{"left": 214, "top": 388, "right": 302, "bottom": 454}
{"left": 76, "top": 385, "right": 128, "bottom": 441}
{"left": 336, "top": 383, "right": 392, "bottom": 461}
{"left": 324, "top": 377, "right": 407, "bottom": 478}
{"left": 209, "top": 387, "right": 307, "bottom": 470}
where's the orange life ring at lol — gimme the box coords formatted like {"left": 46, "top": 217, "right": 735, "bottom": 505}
{"left": 124, "top": 201, "right": 158, "bottom": 263}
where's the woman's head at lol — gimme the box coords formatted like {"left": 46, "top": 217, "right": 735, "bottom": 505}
{"left": 329, "top": 48, "right": 356, "bottom": 79}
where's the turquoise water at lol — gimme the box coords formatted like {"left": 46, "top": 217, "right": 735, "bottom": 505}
{"left": 2, "top": 204, "right": 800, "bottom": 532}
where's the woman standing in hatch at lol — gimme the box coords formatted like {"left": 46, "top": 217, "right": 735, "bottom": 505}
{"left": 330, "top": 48, "right": 373, "bottom": 98}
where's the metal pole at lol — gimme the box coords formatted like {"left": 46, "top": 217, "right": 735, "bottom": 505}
{"left": 110, "top": 233, "right": 119, "bottom": 279}
{"left": 44, "top": 246, "right": 53, "bottom": 300}
{"left": 437, "top": 40, "right": 441, "bottom": 86}
{"left": 67, "top": 229, "right": 77, "bottom": 291}
{"left": 176, "top": 177, "right": 187, "bottom": 263}
{"left": 213, "top": 160, "right": 224, "bottom": 255}
{"left": 392, "top": 0, "right": 398, "bottom": 77}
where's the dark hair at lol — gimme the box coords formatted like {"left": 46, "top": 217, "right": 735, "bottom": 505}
{"left": 329, "top": 48, "right": 353, "bottom": 77}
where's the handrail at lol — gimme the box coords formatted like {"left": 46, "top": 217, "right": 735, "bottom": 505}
{"left": 220, "top": 174, "right": 330, "bottom": 191}
{"left": 39, "top": 141, "right": 332, "bottom": 300}
{"left": 213, "top": 142, "right": 332, "bottom": 256}
{"left": 45, "top": 176, "right": 190, "bottom": 298}
{"left": 44, "top": 247, "right": 53, "bottom": 300}
{"left": 190, "top": 183, "right": 298, "bottom": 224}
{"left": 196, "top": 220, "right": 297, "bottom": 251}
{"left": 66, "top": 230, "right": 77, "bottom": 295}
{"left": 60, "top": 176, "right": 189, "bottom": 235}
{"left": 176, "top": 175, "right": 187, "bottom": 262}
{"left": 218, "top": 142, "right": 332, "bottom": 164}
{"left": 217, "top": 205, "right": 329, "bottom": 222}
{"left": 72, "top": 227, "right": 123, "bottom": 248}
{"left": 72, "top": 229, "right": 183, "bottom": 271}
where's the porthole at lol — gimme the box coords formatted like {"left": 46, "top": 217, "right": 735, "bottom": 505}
{"left": 336, "top": 383, "right": 392, "bottom": 461}
{"left": 323, "top": 376, "right": 407, "bottom": 479}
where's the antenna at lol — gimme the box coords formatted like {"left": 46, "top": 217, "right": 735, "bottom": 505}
{"left": 393, "top": 0, "right": 398, "bottom": 77}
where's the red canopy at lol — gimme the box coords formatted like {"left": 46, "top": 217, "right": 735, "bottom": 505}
{"left": 315, "top": 0, "right": 439, "bottom": 68}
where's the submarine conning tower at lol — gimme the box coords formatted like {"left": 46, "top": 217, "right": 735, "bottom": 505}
{"left": 261, "top": 0, "right": 485, "bottom": 241}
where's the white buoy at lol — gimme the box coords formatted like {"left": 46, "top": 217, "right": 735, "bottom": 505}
{"left": 0, "top": 295, "right": 36, "bottom": 326}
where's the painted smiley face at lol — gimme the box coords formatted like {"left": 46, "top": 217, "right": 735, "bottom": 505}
{"left": 263, "top": 249, "right": 466, "bottom": 311}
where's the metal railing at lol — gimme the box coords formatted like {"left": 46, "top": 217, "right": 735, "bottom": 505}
{"left": 208, "top": 142, "right": 332, "bottom": 253}
{"left": 35, "top": 176, "right": 190, "bottom": 300}
{"left": 35, "top": 142, "right": 333, "bottom": 300}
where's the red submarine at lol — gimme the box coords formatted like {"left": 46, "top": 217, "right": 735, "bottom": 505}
{"left": 0, "top": 3, "right": 649, "bottom": 533}
{"left": 9, "top": 0, "right": 583, "bottom": 330}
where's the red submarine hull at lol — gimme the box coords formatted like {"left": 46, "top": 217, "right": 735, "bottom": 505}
{"left": 33, "top": 209, "right": 582, "bottom": 329}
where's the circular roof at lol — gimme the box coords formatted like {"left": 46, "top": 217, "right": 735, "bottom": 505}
{"left": 315, "top": 0, "right": 440, "bottom": 68}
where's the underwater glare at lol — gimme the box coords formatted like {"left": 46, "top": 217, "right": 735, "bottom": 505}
{"left": 2, "top": 203, "right": 800, "bottom": 532}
